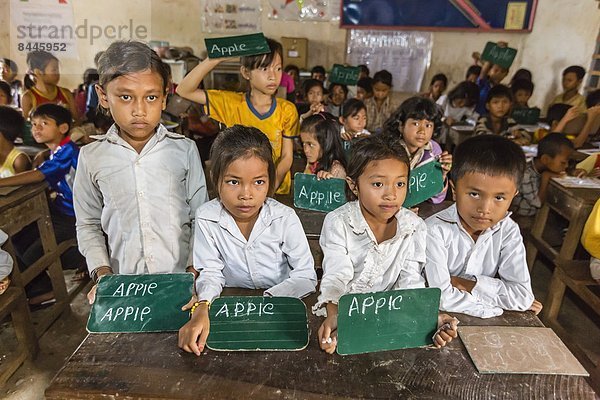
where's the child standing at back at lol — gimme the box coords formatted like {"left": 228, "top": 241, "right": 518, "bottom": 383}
{"left": 0, "top": 107, "right": 31, "bottom": 177}
{"left": 73, "top": 41, "right": 208, "bottom": 303}
{"left": 21, "top": 51, "right": 78, "bottom": 122}
{"left": 425, "top": 135, "right": 542, "bottom": 318}
{"left": 178, "top": 125, "right": 317, "bottom": 355}
{"left": 365, "top": 70, "right": 398, "bottom": 134}
{"left": 176, "top": 38, "right": 297, "bottom": 195}
{"left": 300, "top": 113, "right": 347, "bottom": 179}
{"left": 314, "top": 135, "right": 458, "bottom": 353}
{"left": 383, "top": 97, "right": 452, "bottom": 204}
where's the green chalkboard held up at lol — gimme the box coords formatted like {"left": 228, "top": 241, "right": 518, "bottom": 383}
{"left": 329, "top": 64, "right": 361, "bottom": 86}
{"left": 481, "top": 42, "right": 517, "bottom": 70}
{"left": 207, "top": 296, "right": 309, "bottom": 351}
{"left": 87, "top": 273, "right": 193, "bottom": 333}
{"left": 294, "top": 173, "right": 347, "bottom": 213}
{"left": 337, "top": 288, "right": 441, "bottom": 355}
{"left": 205, "top": 33, "right": 270, "bottom": 59}
{"left": 402, "top": 160, "right": 444, "bottom": 208}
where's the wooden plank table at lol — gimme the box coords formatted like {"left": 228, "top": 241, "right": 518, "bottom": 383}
{"left": 45, "top": 290, "right": 596, "bottom": 400}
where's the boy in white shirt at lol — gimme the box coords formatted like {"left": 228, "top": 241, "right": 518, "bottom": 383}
{"left": 425, "top": 135, "right": 542, "bottom": 318}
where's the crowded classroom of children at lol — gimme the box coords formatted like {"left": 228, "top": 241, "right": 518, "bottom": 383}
{"left": 0, "top": 0, "right": 600, "bottom": 398}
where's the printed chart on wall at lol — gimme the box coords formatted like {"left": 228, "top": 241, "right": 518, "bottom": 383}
{"left": 201, "top": 0, "right": 262, "bottom": 33}
{"left": 268, "top": 0, "right": 341, "bottom": 21}
{"left": 341, "top": 0, "right": 538, "bottom": 32}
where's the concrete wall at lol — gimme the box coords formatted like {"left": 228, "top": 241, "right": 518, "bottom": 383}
{"left": 1, "top": 0, "right": 598, "bottom": 109}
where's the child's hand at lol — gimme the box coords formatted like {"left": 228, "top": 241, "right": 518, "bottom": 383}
{"left": 444, "top": 117, "right": 456, "bottom": 126}
{"left": 340, "top": 131, "right": 354, "bottom": 141}
{"left": 563, "top": 106, "right": 581, "bottom": 123}
{"left": 589, "top": 168, "right": 600, "bottom": 178}
{"left": 439, "top": 151, "right": 452, "bottom": 180}
{"left": 433, "top": 314, "right": 459, "bottom": 348}
{"left": 0, "top": 276, "right": 10, "bottom": 295}
{"left": 318, "top": 303, "right": 339, "bottom": 354}
{"left": 450, "top": 276, "right": 476, "bottom": 293}
{"left": 529, "top": 299, "right": 543, "bottom": 315}
{"left": 181, "top": 294, "right": 198, "bottom": 311}
{"left": 316, "top": 170, "right": 334, "bottom": 180}
{"left": 409, "top": 206, "right": 419, "bottom": 215}
{"left": 87, "top": 284, "right": 98, "bottom": 304}
{"left": 572, "top": 168, "right": 587, "bottom": 178}
{"left": 497, "top": 41, "right": 508, "bottom": 48}
{"left": 178, "top": 304, "right": 210, "bottom": 356}
{"left": 310, "top": 102, "right": 325, "bottom": 115}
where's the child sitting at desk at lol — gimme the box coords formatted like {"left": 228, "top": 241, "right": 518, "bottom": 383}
{"left": 436, "top": 81, "right": 479, "bottom": 146}
{"left": 0, "top": 229, "right": 13, "bottom": 295}
{"left": 300, "top": 113, "right": 347, "bottom": 179}
{"left": 365, "top": 70, "right": 397, "bottom": 134}
{"left": 178, "top": 126, "right": 317, "bottom": 356}
{"left": 424, "top": 135, "right": 542, "bottom": 318}
{"left": 548, "top": 65, "right": 587, "bottom": 114}
{"left": 74, "top": 41, "right": 208, "bottom": 304}
{"left": 314, "top": 135, "right": 458, "bottom": 353}
{"left": 512, "top": 133, "right": 574, "bottom": 217}
{"left": 0, "top": 104, "right": 83, "bottom": 305}
{"left": 475, "top": 85, "right": 530, "bottom": 144}
{"left": 0, "top": 106, "right": 31, "bottom": 177}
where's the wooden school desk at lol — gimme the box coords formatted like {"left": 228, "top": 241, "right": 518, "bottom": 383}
{"left": 45, "top": 291, "right": 596, "bottom": 400}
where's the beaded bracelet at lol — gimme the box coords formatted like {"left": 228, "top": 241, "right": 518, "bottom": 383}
{"left": 190, "top": 300, "right": 211, "bottom": 315}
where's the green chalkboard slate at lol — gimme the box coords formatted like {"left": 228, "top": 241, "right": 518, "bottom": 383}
{"left": 205, "top": 33, "right": 270, "bottom": 59}
{"left": 512, "top": 107, "right": 541, "bottom": 125}
{"left": 87, "top": 273, "right": 193, "bottom": 333}
{"left": 403, "top": 160, "right": 444, "bottom": 208}
{"left": 329, "top": 64, "right": 361, "bottom": 86}
{"left": 337, "top": 288, "right": 441, "bottom": 355}
{"left": 207, "top": 296, "right": 308, "bottom": 351}
{"left": 481, "top": 42, "right": 517, "bottom": 70}
{"left": 293, "top": 173, "right": 347, "bottom": 213}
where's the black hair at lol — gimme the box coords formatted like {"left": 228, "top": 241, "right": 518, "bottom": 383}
{"left": 511, "top": 78, "right": 534, "bottom": 95}
{"left": 311, "top": 65, "right": 326, "bottom": 75}
{"left": 300, "top": 113, "right": 346, "bottom": 174}
{"left": 546, "top": 103, "right": 571, "bottom": 124}
{"left": 25, "top": 50, "right": 59, "bottom": 90}
{"left": 31, "top": 103, "right": 73, "bottom": 132}
{"left": 486, "top": 84, "right": 512, "bottom": 103}
{"left": 241, "top": 38, "right": 282, "bottom": 71}
{"left": 510, "top": 68, "right": 532, "bottom": 84}
{"left": 358, "top": 64, "right": 370, "bottom": 76}
{"left": 537, "top": 132, "right": 574, "bottom": 158}
{"left": 451, "top": 134, "right": 525, "bottom": 187}
{"left": 382, "top": 96, "right": 442, "bottom": 138}
{"left": 430, "top": 73, "right": 448, "bottom": 87}
{"left": 0, "top": 81, "right": 12, "bottom": 104}
{"left": 563, "top": 65, "right": 585, "bottom": 80}
{"left": 209, "top": 125, "right": 276, "bottom": 197}
{"left": 586, "top": 89, "right": 600, "bottom": 108}
{"left": 302, "top": 79, "right": 324, "bottom": 100}
{"left": 284, "top": 64, "right": 300, "bottom": 76}
{"left": 83, "top": 68, "right": 99, "bottom": 86}
{"left": 372, "top": 70, "right": 393, "bottom": 87}
{"left": 447, "top": 81, "right": 480, "bottom": 107}
{"left": 93, "top": 51, "right": 105, "bottom": 67}
{"left": 341, "top": 98, "right": 367, "bottom": 119}
{"left": 328, "top": 82, "right": 348, "bottom": 97}
{"left": 345, "top": 135, "right": 410, "bottom": 201}
{"left": 357, "top": 77, "right": 373, "bottom": 94}
{"left": 0, "top": 106, "right": 25, "bottom": 142}
{"left": 98, "top": 41, "right": 171, "bottom": 93}
{"left": 0, "top": 58, "right": 18, "bottom": 74}
{"left": 465, "top": 65, "right": 481, "bottom": 79}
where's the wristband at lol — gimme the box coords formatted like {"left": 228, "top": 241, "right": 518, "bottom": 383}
{"left": 190, "top": 300, "right": 211, "bottom": 315}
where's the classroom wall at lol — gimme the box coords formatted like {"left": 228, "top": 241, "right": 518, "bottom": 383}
{"left": 0, "top": 0, "right": 598, "bottom": 110}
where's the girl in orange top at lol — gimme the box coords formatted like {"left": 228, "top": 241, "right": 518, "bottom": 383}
{"left": 21, "top": 50, "right": 78, "bottom": 123}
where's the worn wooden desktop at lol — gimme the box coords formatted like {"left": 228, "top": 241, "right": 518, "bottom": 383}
{"left": 45, "top": 289, "right": 595, "bottom": 400}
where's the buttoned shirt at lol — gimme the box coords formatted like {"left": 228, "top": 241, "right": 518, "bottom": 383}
{"left": 314, "top": 201, "right": 426, "bottom": 316}
{"left": 194, "top": 198, "right": 317, "bottom": 302}
{"left": 512, "top": 161, "right": 542, "bottom": 217}
{"left": 74, "top": 124, "right": 208, "bottom": 274}
{"left": 424, "top": 204, "right": 534, "bottom": 318}
{"left": 0, "top": 230, "right": 13, "bottom": 281}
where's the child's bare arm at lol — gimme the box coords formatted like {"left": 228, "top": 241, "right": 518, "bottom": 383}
{"left": 275, "top": 137, "right": 294, "bottom": 191}
{"left": 0, "top": 170, "right": 45, "bottom": 187}
{"left": 13, "top": 153, "right": 32, "bottom": 174}
{"left": 318, "top": 302, "right": 338, "bottom": 354}
{"left": 178, "top": 303, "right": 210, "bottom": 356}
{"left": 573, "top": 105, "right": 600, "bottom": 149}
{"left": 176, "top": 58, "right": 229, "bottom": 104}
{"left": 433, "top": 314, "right": 459, "bottom": 348}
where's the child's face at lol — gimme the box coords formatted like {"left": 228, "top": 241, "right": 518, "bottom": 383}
{"left": 306, "top": 86, "right": 323, "bottom": 104}
{"left": 219, "top": 155, "right": 269, "bottom": 224}
{"left": 466, "top": 73, "right": 478, "bottom": 83}
{"left": 31, "top": 116, "right": 68, "bottom": 145}
{"left": 98, "top": 69, "right": 166, "bottom": 146}
{"left": 452, "top": 172, "right": 518, "bottom": 239}
{"left": 400, "top": 118, "right": 434, "bottom": 153}
{"left": 541, "top": 146, "right": 572, "bottom": 174}
{"left": 451, "top": 98, "right": 467, "bottom": 108}
{"left": 0, "top": 64, "right": 15, "bottom": 82}
{"left": 350, "top": 158, "right": 409, "bottom": 226}
{"left": 513, "top": 89, "right": 532, "bottom": 107}
{"left": 300, "top": 131, "right": 322, "bottom": 164}
{"left": 0, "top": 90, "right": 9, "bottom": 106}
{"left": 486, "top": 96, "right": 511, "bottom": 119}
{"left": 38, "top": 59, "right": 60, "bottom": 85}
{"left": 355, "top": 87, "right": 367, "bottom": 100}
{"left": 341, "top": 109, "right": 367, "bottom": 134}
{"left": 311, "top": 71, "right": 325, "bottom": 82}
{"left": 489, "top": 65, "right": 508, "bottom": 84}
{"left": 245, "top": 53, "right": 283, "bottom": 96}
{"left": 430, "top": 80, "right": 446, "bottom": 99}
{"left": 372, "top": 82, "right": 391, "bottom": 101}
{"left": 330, "top": 85, "right": 346, "bottom": 106}
{"left": 562, "top": 72, "right": 581, "bottom": 92}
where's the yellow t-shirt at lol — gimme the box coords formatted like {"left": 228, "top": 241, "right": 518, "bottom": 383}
{"left": 206, "top": 90, "right": 299, "bottom": 194}
{"left": 0, "top": 147, "right": 27, "bottom": 178}
{"left": 550, "top": 92, "right": 587, "bottom": 114}
{"left": 582, "top": 199, "right": 600, "bottom": 259}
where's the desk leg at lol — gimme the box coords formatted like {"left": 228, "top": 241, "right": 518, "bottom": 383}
{"left": 542, "top": 267, "right": 567, "bottom": 325}
{"left": 526, "top": 204, "right": 549, "bottom": 271}
{"left": 558, "top": 211, "right": 590, "bottom": 261}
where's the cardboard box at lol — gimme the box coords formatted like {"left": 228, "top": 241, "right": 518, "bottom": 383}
{"left": 281, "top": 37, "right": 308, "bottom": 70}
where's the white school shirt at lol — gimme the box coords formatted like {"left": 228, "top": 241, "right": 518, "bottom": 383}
{"left": 424, "top": 204, "right": 534, "bottom": 318}
{"left": 313, "top": 201, "right": 426, "bottom": 317}
{"left": 194, "top": 198, "right": 317, "bottom": 302}
{"left": 0, "top": 230, "right": 13, "bottom": 281}
{"left": 74, "top": 124, "right": 208, "bottom": 275}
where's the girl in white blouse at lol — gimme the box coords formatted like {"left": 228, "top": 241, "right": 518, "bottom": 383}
{"left": 178, "top": 125, "right": 317, "bottom": 356}
{"left": 313, "top": 135, "right": 458, "bottom": 354}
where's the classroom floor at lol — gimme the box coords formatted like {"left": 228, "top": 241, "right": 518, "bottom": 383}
{"left": 0, "top": 259, "right": 599, "bottom": 399}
